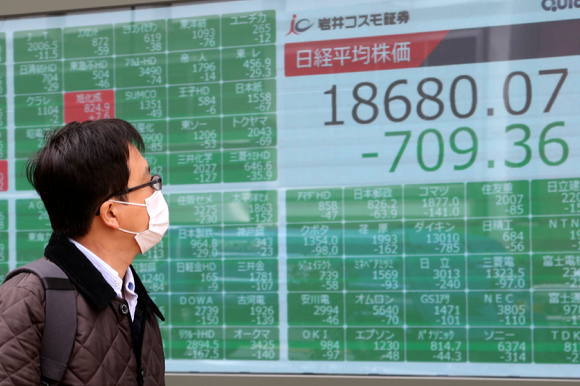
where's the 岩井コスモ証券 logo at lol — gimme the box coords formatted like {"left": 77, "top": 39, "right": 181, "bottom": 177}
{"left": 286, "top": 11, "right": 410, "bottom": 36}
{"left": 286, "top": 15, "right": 314, "bottom": 35}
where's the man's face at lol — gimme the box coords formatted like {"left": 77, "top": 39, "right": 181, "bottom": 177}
{"left": 114, "top": 145, "right": 153, "bottom": 234}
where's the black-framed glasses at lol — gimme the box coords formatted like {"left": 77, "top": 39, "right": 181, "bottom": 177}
{"left": 96, "top": 175, "right": 162, "bottom": 215}
{"left": 108, "top": 174, "right": 162, "bottom": 200}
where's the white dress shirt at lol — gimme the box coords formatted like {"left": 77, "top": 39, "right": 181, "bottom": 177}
{"left": 68, "top": 238, "right": 138, "bottom": 320}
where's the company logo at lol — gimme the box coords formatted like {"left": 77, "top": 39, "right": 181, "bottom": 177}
{"left": 286, "top": 15, "right": 314, "bottom": 35}
{"left": 542, "top": 0, "right": 580, "bottom": 11}
{"left": 286, "top": 11, "right": 410, "bottom": 36}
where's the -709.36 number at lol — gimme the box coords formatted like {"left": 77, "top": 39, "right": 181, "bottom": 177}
{"left": 384, "top": 121, "right": 568, "bottom": 172}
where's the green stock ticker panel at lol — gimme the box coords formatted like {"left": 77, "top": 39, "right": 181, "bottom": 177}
{"left": 1, "top": 0, "right": 580, "bottom": 379}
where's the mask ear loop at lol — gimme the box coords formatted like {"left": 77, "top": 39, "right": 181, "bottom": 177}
{"left": 118, "top": 228, "right": 140, "bottom": 235}
{"left": 109, "top": 200, "right": 146, "bottom": 207}
{"left": 109, "top": 200, "right": 147, "bottom": 234}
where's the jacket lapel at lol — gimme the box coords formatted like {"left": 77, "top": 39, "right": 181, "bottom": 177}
{"left": 44, "top": 233, "right": 164, "bottom": 321}
{"left": 131, "top": 265, "right": 165, "bottom": 321}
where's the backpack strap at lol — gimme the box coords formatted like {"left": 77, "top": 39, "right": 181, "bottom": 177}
{"left": 4, "top": 259, "right": 77, "bottom": 386}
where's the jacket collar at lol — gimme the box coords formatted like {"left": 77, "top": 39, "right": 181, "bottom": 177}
{"left": 44, "top": 233, "right": 164, "bottom": 321}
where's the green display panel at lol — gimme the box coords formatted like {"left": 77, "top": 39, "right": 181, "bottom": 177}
{"left": 222, "top": 79, "right": 276, "bottom": 115}
{"left": 0, "top": 33, "right": 6, "bottom": 64}
{"left": 168, "top": 117, "right": 220, "bottom": 152}
{"left": 534, "top": 328, "right": 580, "bottom": 364}
{"left": 225, "top": 328, "right": 279, "bottom": 360}
{"left": 115, "top": 54, "right": 166, "bottom": 88}
{"left": 63, "top": 25, "right": 113, "bottom": 58}
{"left": 14, "top": 94, "right": 62, "bottom": 127}
{"left": 222, "top": 114, "right": 277, "bottom": 149}
{"left": 0, "top": 231, "right": 8, "bottom": 273}
{"left": 406, "top": 328, "right": 466, "bottom": 362}
{"left": 14, "top": 127, "right": 51, "bottom": 159}
{"left": 16, "top": 231, "right": 51, "bottom": 264}
{"left": 115, "top": 21, "right": 166, "bottom": 55}
{"left": 14, "top": 61, "right": 62, "bottom": 94}
{"left": 167, "top": 16, "right": 220, "bottom": 51}
{"left": 168, "top": 49, "right": 220, "bottom": 85}
{"left": 171, "top": 327, "right": 223, "bottom": 360}
{"left": 0, "top": 98, "right": 6, "bottom": 129}
{"left": 0, "top": 200, "right": 8, "bottom": 233}
{"left": 0, "top": 129, "right": 7, "bottom": 160}
{"left": 283, "top": 177, "right": 579, "bottom": 373}
{"left": 116, "top": 87, "right": 167, "bottom": 120}
{"left": 168, "top": 84, "right": 221, "bottom": 118}
{"left": 13, "top": 29, "right": 62, "bottom": 62}
{"left": 64, "top": 58, "right": 113, "bottom": 91}
{"left": 2, "top": 0, "right": 580, "bottom": 380}
{"left": 346, "top": 328, "right": 404, "bottom": 361}
{"left": 288, "top": 328, "right": 345, "bottom": 361}
{"left": 468, "top": 328, "right": 532, "bottom": 363}
{"left": 15, "top": 199, "right": 51, "bottom": 230}
{"left": 0, "top": 263, "right": 7, "bottom": 283}
{"left": 224, "top": 259, "right": 278, "bottom": 292}
{"left": 222, "top": 45, "right": 276, "bottom": 81}
{"left": 221, "top": 11, "right": 276, "bottom": 47}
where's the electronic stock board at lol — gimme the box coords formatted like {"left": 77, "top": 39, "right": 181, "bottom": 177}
{"left": 0, "top": 0, "right": 579, "bottom": 379}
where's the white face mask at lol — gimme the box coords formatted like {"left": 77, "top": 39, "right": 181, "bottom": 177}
{"left": 110, "top": 190, "right": 169, "bottom": 254}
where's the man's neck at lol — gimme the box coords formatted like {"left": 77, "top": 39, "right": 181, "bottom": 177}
{"left": 71, "top": 235, "right": 136, "bottom": 278}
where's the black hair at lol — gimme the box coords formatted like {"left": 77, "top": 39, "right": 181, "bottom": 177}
{"left": 26, "top": 119, "right": 145, "bottom": 238}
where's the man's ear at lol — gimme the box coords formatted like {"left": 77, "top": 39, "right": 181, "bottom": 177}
{"left": 98, "top": 201, "right": 120, "bottom": 230}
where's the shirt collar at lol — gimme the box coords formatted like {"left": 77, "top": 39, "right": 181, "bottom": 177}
{"left": 124, "top": 265, "right": 136, "bottom": 295}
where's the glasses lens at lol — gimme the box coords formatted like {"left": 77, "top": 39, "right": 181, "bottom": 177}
{"left": 152, "top": 174, "right": 162, "bottom": 191}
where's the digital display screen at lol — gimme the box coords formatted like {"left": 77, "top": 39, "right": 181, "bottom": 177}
{"left": 0, "top": 0, "right": 579, "bottom": 378}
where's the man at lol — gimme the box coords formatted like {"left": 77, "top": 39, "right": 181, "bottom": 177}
{"left": 0, "top": 119, "right": 167, "bottom": 385}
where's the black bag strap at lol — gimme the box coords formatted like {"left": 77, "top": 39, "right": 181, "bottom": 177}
{"left": 4, "top": 259, "right": 77, "bottom": 386}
